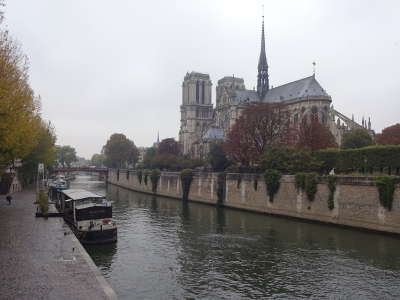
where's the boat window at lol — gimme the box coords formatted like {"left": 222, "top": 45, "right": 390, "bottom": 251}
{"left": 76, "top": 206, "right": 112, "bottom": 221}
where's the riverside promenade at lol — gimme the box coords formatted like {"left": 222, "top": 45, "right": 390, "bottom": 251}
{"left": 0, "top": 188, "right": 117, "bottom": 300}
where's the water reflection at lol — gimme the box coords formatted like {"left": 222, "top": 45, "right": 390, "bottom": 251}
{"left": 73, "top": 176, "right": 400, "bottom": 299}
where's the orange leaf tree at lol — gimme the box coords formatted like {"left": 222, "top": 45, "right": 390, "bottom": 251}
{"left": 376, "top": 123, "right": 400, "bottom": 145}
{"left": 297, "top": 116, "right": 337, "bottom": 151}
{"left": 224, "top": 102, "right": 291, "bottom": 166}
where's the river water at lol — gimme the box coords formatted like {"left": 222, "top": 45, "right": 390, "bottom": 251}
{"left": 71, "top": 175, "right": 400, "bottom": 299}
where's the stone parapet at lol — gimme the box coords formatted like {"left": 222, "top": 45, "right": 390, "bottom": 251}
{"left": 108, "top": 169, "right": 400, "bottom": 235}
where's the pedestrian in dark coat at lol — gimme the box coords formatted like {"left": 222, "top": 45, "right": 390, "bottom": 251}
{"left": 6, "top": 194, "right": 12, "bottom": 205}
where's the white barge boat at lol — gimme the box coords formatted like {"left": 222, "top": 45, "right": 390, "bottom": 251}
{"left": 60, "top": 189, "right": 117, "bottom": 244}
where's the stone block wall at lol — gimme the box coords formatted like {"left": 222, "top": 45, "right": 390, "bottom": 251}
{"left": 108, "top": 169, "right": 400, "bottom": 235}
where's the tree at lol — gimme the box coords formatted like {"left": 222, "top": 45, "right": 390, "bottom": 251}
{"left": 150, "top": 154, "right": 180, "bottom": 170}
{"left": 297, "top": 118, "right": 337, "bottom": 151}
{"left": 103, "top": 133, "right": 138, "bottom": 168}
{"left": 143, "top": 147, "right": 157, "bottom": 169}
{"left": 0, "top": 21, "right": 41, "bottom": 169}
{"left": 158, "top": 138, "right": 180, "bottom": 155}
{"left": 376, "top": 123, "right": 400, "bottom": 145}
{"left": 56, "top": 145, "right": 77, "bottom": 167}
{"left": 224, "top": 102, "right": 290, "bottom": 165}
{"left": 0, "top": 2, "right": 57, "bottom": 181}
{"left": 19, "top": 120, "right": 57, "bottom": 184}
{"left": 208, "top": 142, "right": 230, "bottom": 171}
{"left": 341, "top": 128, "right": 374, "bottom": 149}
{"left": 90, "top": 153, "right": 105, "bottom": 167}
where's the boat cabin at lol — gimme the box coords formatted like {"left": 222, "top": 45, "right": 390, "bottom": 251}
{"left": 61, "top": 189, "right": 112, "bottom": 228}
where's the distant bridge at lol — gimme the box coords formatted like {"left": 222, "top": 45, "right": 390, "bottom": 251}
{"left": 52, "top": 167, "right": 108, "bottom": 175}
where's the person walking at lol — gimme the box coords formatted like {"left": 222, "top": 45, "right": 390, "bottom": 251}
{"left": 6, "top": 194, "right": 12, "bottom": 205}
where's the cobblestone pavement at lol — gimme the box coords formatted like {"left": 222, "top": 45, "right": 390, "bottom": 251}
{"left": 0, "top": 189, "right": 117, "bottom": 300}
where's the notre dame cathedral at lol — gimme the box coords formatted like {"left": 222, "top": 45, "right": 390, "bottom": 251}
{"left": 179, "top": 17, "right": 373, "bottom": 159}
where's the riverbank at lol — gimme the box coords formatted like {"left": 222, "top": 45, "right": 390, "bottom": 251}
{"left": 108, "top": 169, "right": 400, "bottom": 236}
{"left": 0, "top": 188, "right": 117, "bottom": 300}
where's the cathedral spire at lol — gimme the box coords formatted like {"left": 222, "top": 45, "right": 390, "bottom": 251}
{"left": 257, "top": 13, "right": 269, "bottom": 98}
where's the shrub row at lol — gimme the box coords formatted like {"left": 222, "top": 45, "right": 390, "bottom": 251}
{"left": 316, "top": 145, "right": 400, "bottom": 174}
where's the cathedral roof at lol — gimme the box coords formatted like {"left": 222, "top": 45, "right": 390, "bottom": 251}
{"left": 235, "top": 90, "right": 260, "bottom": 102}
{"left": 218, "top": 76, "right": 244, "bottom": 84}
{"left": 262, "top": 75, "right": 330, "bottom": 103}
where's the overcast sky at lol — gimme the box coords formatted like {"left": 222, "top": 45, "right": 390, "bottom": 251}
{"left": 4, "top": 0, "right": 400, "bottom": 158}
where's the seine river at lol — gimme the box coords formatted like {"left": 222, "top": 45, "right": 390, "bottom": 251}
{"left": 72, "top": 175, "right": 400, "bottom": 299}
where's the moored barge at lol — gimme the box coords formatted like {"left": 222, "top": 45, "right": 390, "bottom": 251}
{"left": 60, "top": 189, "right": 117, "bottom": 244}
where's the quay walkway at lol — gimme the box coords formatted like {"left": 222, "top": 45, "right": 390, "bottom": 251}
{"left": 0, "top": 188, "right": 117, "bottom": 300}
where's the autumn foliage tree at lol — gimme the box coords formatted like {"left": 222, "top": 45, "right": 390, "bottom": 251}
{"left": 224, "top": 103, "right": 291, "bottom": 166}
{"left": 0, "top": 3, "right": 56, "bottom": 179}
{"left": 297, "top": 117, "right": 337, "bottom": 151}
{"left": 0, "top": 21, "right": 41, "bottom": 169}
{"left": 376, "top": 123, "right": 400, "bottom": 145}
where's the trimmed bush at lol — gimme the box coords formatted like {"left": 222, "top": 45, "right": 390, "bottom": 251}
{"left": 295, "top": 172, "right": 318, "bottom": 201}
{"left": 327, "top": 175, "right": 337, "bottom": 210}
{"left": 216, "top": 172, "right": 226, "bottom": 204}
{"left": 254, "top": 174, "right": 259, "bottom": 191}
{"left": 137, "top": 170, "right": 143, "bottom": 184}
{"left": 150, "top": 169, "right": 161, "bottom": 193}
{"left": 375, "top": 176, "right": 400, "bottom": 211}
{"left": 237, "top": 174, "right": 242, "bottom": 189}
{"left": 295, "top": 173, "right": 307, "bottom": 191}
{"left": 180, "top": 169, "right": 193, "bottom": 201}
{"left": 305, "top": 173, "right": 318, "bottom": 201}
{"left": 264, "top": 169, "right": 281, "bottom": 202}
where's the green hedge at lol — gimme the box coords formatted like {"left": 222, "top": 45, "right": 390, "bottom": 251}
{"left": 262, "top": 147, "right": 321, "bottom": 174}
{"left": 315, "top": 145, "right": 400, "bottom": 174}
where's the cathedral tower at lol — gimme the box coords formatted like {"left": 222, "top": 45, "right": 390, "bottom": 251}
{"left": 257, "top": 15, "right": 269, "bottom": 98}
{"left": 179, "top": 72, "right": 214, "bottom": 155}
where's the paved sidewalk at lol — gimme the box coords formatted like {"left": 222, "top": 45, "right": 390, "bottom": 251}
{"left": 0, "top": 188, "right": 117, "bottom": 300}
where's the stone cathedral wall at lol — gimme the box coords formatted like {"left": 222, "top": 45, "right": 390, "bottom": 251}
{"left": 108, "top": 169, "right": 400, "bottom": 235}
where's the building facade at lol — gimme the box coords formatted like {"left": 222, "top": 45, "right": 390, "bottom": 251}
{"left": 179, "top": 72, "right": 214, "bottom": 156}
{"left": 179, "top": 17, "right": 373, "bottom": 159}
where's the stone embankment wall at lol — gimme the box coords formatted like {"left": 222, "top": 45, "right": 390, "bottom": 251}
{"left": 108, "top": 169, "right": 400, "bottom": 235}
